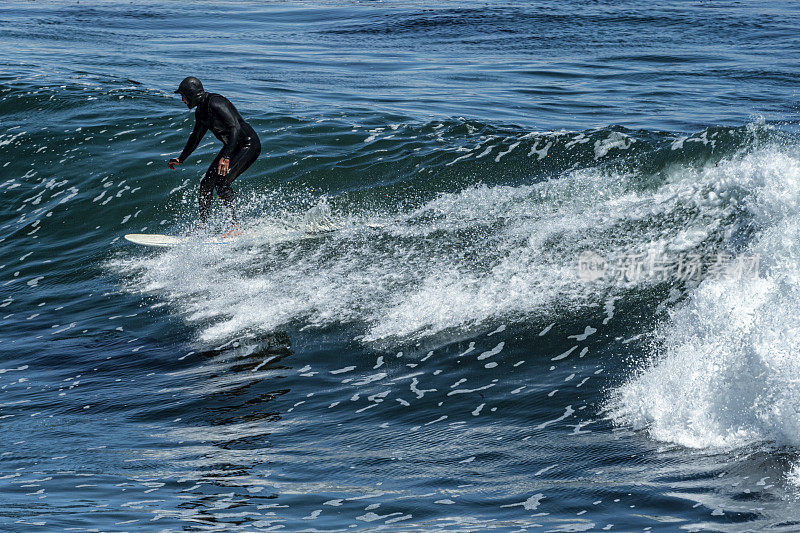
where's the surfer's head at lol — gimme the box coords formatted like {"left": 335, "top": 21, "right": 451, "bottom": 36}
{"left": 174, "top": 76, "right": 206, "bottom": 109}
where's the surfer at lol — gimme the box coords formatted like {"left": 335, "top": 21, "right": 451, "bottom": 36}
{"left": 168, "top": 76, "right": 261, "bottom": 235}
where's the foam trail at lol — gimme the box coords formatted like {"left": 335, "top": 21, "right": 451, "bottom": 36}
{"left": 112, "top": 140, "right": 743, "bottom": 347}
{"left": 111, "top": 123, "right": 784, "bottom": 348}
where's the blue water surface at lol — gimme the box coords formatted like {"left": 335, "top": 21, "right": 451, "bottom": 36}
{"left": 2, "top": 1, "right": 800, "bottom": 531}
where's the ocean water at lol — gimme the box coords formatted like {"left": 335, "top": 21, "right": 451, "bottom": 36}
{"left": 2, "top": 1, "right": 800, "bottom": 531}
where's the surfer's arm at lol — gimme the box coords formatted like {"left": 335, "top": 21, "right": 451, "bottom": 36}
{"left": 177, "top": 119, "right": 208, "bottom": 163}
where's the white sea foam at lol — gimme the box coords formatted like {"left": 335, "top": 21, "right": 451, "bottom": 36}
{"left": 594, "top": 131, "right": 633, "bottom": 158}
{"left": 112, "top": 139, "right": 757, "bottom": 348}
{"left": 609, "top": 147, "right": 800, "bottom": 453}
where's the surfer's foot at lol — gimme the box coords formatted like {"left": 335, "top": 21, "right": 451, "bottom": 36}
{"left": 221, "top": 223, "right": 242, "bottom": 238}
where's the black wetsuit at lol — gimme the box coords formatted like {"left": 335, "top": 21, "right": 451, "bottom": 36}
{"left": 177, "top": 92, "right": 261, "bottom": 222}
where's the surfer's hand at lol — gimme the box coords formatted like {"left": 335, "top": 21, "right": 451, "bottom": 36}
{"left": 218, "top": 157, "right": 230, "bottom": 176}
{"left": 168, "top": 158, "right": 181, "bottom": 170}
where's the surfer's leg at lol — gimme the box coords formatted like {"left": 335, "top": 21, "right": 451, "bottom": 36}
{"left": 215, "top": 137, "right": 262, "bottom": 221}
{"left": 199, "top": 154, "right": 222, "bottom": 223}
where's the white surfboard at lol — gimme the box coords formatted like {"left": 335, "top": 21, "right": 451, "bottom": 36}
{"left": 124, "top": 222, "right": 387, "bottom": 248}
{"left": 124, "top": 233, "right": 232, "bottom": 247}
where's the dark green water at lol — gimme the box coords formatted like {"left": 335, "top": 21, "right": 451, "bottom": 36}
{"left": 2, "top": 1, "right": 800, "bottom": 531}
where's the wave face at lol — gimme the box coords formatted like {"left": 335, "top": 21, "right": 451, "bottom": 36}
{"left": 4, "top": 1, "right": 800, "bottom": 531}
{"left": 110, "top": 121, "right": 769, "bottom": 346}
